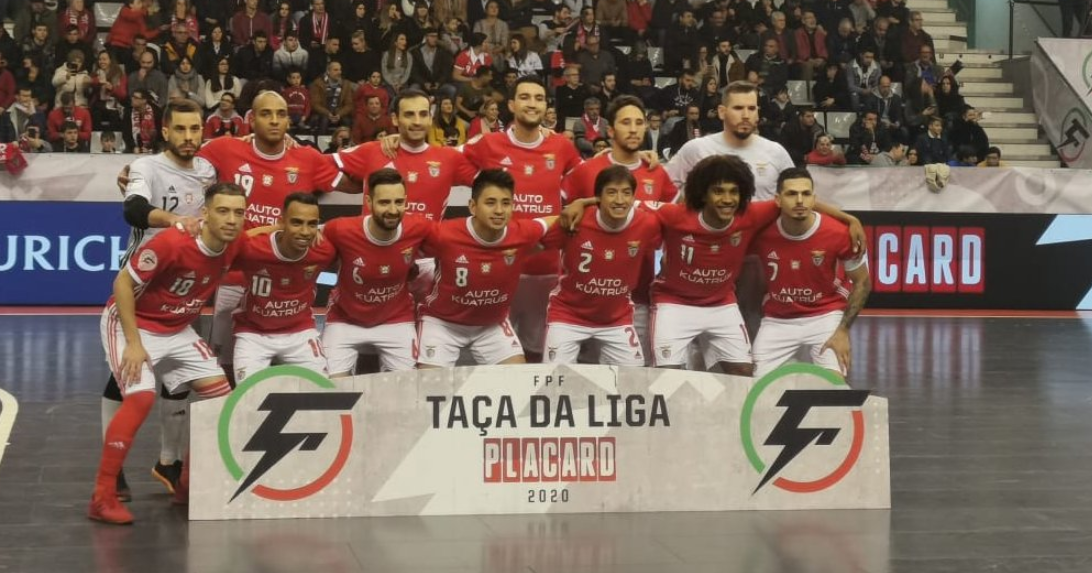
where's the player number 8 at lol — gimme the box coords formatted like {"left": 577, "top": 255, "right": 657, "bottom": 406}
{"left": 455, "top": 267, "right": 469, "bottom": 287}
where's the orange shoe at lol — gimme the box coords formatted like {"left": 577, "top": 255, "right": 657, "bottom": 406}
{"left": 88, "top": 493, "right": 134, "bottom": 525}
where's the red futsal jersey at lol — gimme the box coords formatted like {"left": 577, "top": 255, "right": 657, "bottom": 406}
{"left": 542, "top": 207, "right": 662, "bottom": 327}
{"left": 560, "top": 153, "right": 680, "bottom": 203}
{"left": 648, "top": 200, "right": 780, "bottom": 307}
{"left": 421, "top": 218, "right": 550, "bottom": 326}
{"left": 198, "top": 138, "right": 341, "bottom": 229}
{"left": 750, "top": 213, "right": 865, "bottom": 319}
{"left": 323, "top": 215, "right": 433, "bottom": 328}
{"left": 110, "top": 230, "right": 242, "bottom": 334}
{"left": 232, "top": 232, "right": 337, "bottom": 335}
{"left": 334, "top": 141, "right": 478, "bottom": 220}
{"left": 463, "top": 128, "right": 581, "bottom": 275}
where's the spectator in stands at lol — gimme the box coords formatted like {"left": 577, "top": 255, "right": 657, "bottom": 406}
{"left": 232, "top": 0, "right": 274, "bottom": 49}
{"left": 575, "top": 35, "right": 617, "bottom": 93}
{"left": 506, "top": 34, "right": 542, "bottom": 79}
{"left": 572, "top": 97, "right": 608, "bottom": 156}
{"left": 453, "top": 32, "right": 492, "bottom": 83}
{"left": 847, "top": 110, "right": 889, "bottom": 164}
{"left": 948, "top": 145, "right": 978, "bottom": 167}
{"left": 89, "top": 51, "right": 127, "bottom": 132}
{"left": 812, "top": 62, "right": 851, "bottom": 111}
{"left": 710, "top": 38, "right": 746, "bottom": 90}
{"left": 204, "top": 92, "right": 248, "bottom": 138}
{"left": 760, "top": 85, "right": 796, "bottom": 141}
{"left": 539, "top": 5, "right": 573, "bottom": 54}
{"left": 542, "top": 105, "right": 560, "bottom": 132}
{"left": 624, "top": 42, "right": 657, "bottom": 103}
{"left": 14, "top": 0, "right": 58, "bottom": 51}
{"left": 794, "top": 10, "right": 828, "bottom": 83}
{"left": 121, "top": 88, "right": 161, "bottom": 153}
{"left": 381, "top": 32, "right": 413, "bottom": 93}
{"left": 934, "top": 74, "right": 965, "bottom": 125}
{"left": 596, "top": 0, "right": 632, "bottom": 44}
{"left": 429, "top": 95, "right": 467, "bottom": 146}
{"left": 814, "top": 0, "right": 853, "bottom": 36}
{"left": 914, "top": 116, "right": 952, "bottom": 164}
{"left": 16, "top": 55, "right": 54, "bottom": 113}
{"left": 100, "top": 131, "right": 121, "bottom": 153}
{"left": 58, "top": 120, "right": 89, "bottom": 153}
{"left": 806, "top": 134, "right": 847, "bottom": 166}
{"left": 467, "top": 98, "right": 503, "bottom": 138}
{"left": 906, "top": 146, "right": 920, "bottom": 165}
{"left": 432, "top": 0, "right": 467, "bottom": 34}
{"left": 665, "top": 9, "right": 701, "bottom": 73}
{"left": 949, "top": 105, "right": 989, "bottom": 161}
{"left": 47, "top": 91, "right": 91, "bottom": 146}
{"left": 342, "top": 1, "right": 376, "bottom": 44}
{"left": 128, "top": 49, "right": 168, "bottom": 108}
{"left": 341, "top": 30, "right": 380, "bottom": 84}
{"left": 658, "top": 68, "right": 700, "bottom": 126}
{"left": 311, "top": 59, "right": 354, "bottom": 134}
{"left": 649, "top": 0, "right": 686, "bottom": 48}
{"left": 780, "top": 106, "right": 825, "bottom": 165}
{"left": 626, "top": 0, "right": 653, "bottom": 43}
{"left": 406, "top": 2, "right": 435, "bottom": 47}
{"left": 642, "top": 109, "right": 664, "bottom": 158}
{"left": 307, "top": 36, "right": 342, "bottom": 83}
{"left": 903, "top": 76, "right": 938, "bottom": 135}
{"left": 440, "top": 17, "right": 468, "bottom": 55}
{"left": 269, "top": 2, "right": 295, "bottom": 51}
{"left": 978, "top": 146, "right": 1005, "bottom": 167}
{"left": 57, "top": 25, "right": 95, "bottom": 72}
{"left": 161, "top": 22, "right": 199, "bottom": 76}
{"left": 901, "top": 11, "right": 935, "bottom": 66}
{"left": 169, "top": 0, "right": 201, "bottom": 43}
{"left": 0, "top": 56, "right": 12, "bottom": 111}
{"left": 234, "top": 30, "right": 276, "bottom": 82}
{"left": 595, "top": 73, "right": 622, "bottom": 108}
{"left": 194, "top": 0, "right": 230, "bottom": 38}
{"left": 746, "top": 37, "right": 789, "bottom": 99}
{"left": 555, "top": 65, "right": 588, "bottom": 125}
{"left": 568, "top": 6, "right": 603, "bottom": 53}
{"left": 761, "top": 12, "right": 797, "bottom": 68}
{"left": 471, "top": 0, "right": 507, "bottom": 59}
{"left": 21, "top": 24, "right": 56, "bottom": 78}
{"left": 663, "top": 103, "right": 703, "bottom": 158}
{"left": 60, "top": 0, "right": 96, "bottom": 46}
{"left": 355, "top": 70, "right": 391, "bottom": 119}
{"left": 1, "top": 85, "right": 42, "bottom": 144}
{"left": 168, "top": 56, "right": 203, "bottom": 103}
{"left": 859, "top": 16, "right": 900, "bottom": 81}
{"left": 848, "top": 0, "right": 875, "bottom": 32}
{"left": 877, "top": 0, "right": 909, "bottom": 30}
{"left": 870, "top": 140, "right": 907, "bottom": 166}
{"left": 906, "top": 44, "right": 944, "bottom": 92}
{"left": 283, "top": 68, "right": 312, "bottom": 131}
{"left": 197, "top": 25, "right": 230, "bottom": 79}
{"left": 826, "top": 18, "right": 858, "bottom": 67}
{"left": 300, "top": 0, "right": 342, "bottom": 53}
{"left": 0, "top": 27, "right": 15, "bottom": 71}
{"left": 326, "top": 125, "right": 352, "bottom": 153}
{"left": 351, "top": 93, "right": 394, "bottom": 142}
{"left": 867, "top": 74, "right": 904, "bottom": 138}
{"left": 203, "top": 56, "right": 242, "bottom": 111}
{"left": 410, "top": 29, "right": 454, "bottom": 97}
{"left": 273, "top": 31, "right": 310, "bottom": 82}
{"left": 52, "top": 50, "right": 93, "bottom": 108}
{"left": 847, "top": 47, "right": 881, "bottom": 111}
{"left": 1059, "top": 0, "right": 1091, "bottom": 38}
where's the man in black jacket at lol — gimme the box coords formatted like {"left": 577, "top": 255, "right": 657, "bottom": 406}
{"left": 948, "top": 105, "right": 990, "bottom": 161}
{"left": 233, "top": 31, "right": 276, "bottom": 82}
{"left": 410, "top": 29, "right": 455, "bottom": 98}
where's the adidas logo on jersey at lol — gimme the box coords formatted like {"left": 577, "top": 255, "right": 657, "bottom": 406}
{"left": 581, "top": 241, "right": 594, "bottom": 250}
{"left": 257, "top": 268, "right": 270, "bottom": 276}
{"left": 682, "top": 234, "right": 695, "bottom": 243}
{"left": 456, "top": 254, "right": 469, "bottom": 264}
{"left": 239, "top": 163, "right": 252, "bottom": 173}
{"left": 767, "top": 251, "right": 779, "bottom": 260}
{"left": 500, "top": 157, "right": 513, "bottom": 166}
{"left": 353, "top": 257, "right": 365, "bottom": 266}
{"left": 182, "top": 271, "right": 196, "bottom": 278}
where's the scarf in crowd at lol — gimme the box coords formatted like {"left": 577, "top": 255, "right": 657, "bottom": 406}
{"left": 132, "top": 105, "right": 157, "bottom": 148}
{"left": 575, "top": 23, "right": 600, "bottom": 48}
{"left": 61, "top": 8, "right": 93, "bottom": 40}
{"left": 312, "top": 12, "right": 330, "bottom": 44}
{"left": 581, "top": 114, "right": 602, "bottom": 140}
{"left": 325, "top": 74, "right": 342, "bottom": 106}
{"left": 439, "top": 113, "right": 460, "bottom": 144}
{"left": 174, "top": 67, "right": 199, "bottom": 95}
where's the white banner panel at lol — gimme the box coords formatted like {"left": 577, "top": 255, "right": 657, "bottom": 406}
{"left": 190, "top": 364, "right": 889, "bottom": 520}
{"left": 1033, "top": 40, "right": 1092, "bottom": 169}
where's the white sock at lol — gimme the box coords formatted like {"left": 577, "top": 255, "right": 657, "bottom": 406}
{"left": 101, "top": 397, "right": 122, "bottom": 441}
{"left": 158, "top": 395, "right": 189, "bottom": 465}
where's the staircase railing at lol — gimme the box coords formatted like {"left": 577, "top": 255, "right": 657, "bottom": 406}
{"left": 1009, "top": 0, "right": 1066, "bottom": 59}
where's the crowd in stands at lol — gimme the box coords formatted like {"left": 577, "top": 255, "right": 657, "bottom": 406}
{"left": 0, "top": 0, "right": 1004, "bottom": 167}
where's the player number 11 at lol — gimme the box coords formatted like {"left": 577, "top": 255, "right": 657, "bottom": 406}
{"left": 680, "top": 244, "right": 694, "bottom": 265}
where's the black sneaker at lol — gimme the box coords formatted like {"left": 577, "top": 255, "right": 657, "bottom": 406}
{"left": 116, "top": 470, "right": 132, "bottom": 503}
{"left": 151, "top": 461, "right": 180, "bottom": 495}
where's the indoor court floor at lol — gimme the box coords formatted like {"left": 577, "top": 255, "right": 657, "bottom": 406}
{"left": 2, "top": 311, "right": 1092, "bottom": 573}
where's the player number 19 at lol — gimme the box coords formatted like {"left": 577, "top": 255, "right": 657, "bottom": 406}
{"left": 455, "top": 267, "right": 469, "bottom": 287}
{"left": 234, "top": 173, "right": 255, "bottom": 196}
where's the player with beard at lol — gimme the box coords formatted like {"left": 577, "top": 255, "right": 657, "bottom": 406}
{"left": 321, "top": 169, "right": 434, "bottom": 375}
{"left": 560, "top": 95, "right": 678, "bottom": 362}
{"left": 331, "top": 89, "right": 478, "bottom": 301}
{"left": 100, "top": 99, "right": 216, "bottom": 502}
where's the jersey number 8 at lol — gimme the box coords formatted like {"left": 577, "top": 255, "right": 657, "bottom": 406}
{"left": 455, "top": 267, "right": 469, "bottom": 287}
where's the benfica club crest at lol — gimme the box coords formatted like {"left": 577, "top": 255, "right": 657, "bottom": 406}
{"left": 427, "top": 161, "right": 441, "bottom": 177}
{"left": 262, "top": 174, "right": 274, "bottom": 187}
{"left": 627, "top": 241, "right": 640, "bottom": 257}
{"left": 811, "top": 250, "right": 826, "bottom": 266}
{"left": 544, "top": 154, "right": 556, "bottom": 170}
{"left": 303, "top": 265, "right": 317, "bottom": 279}
{"left": 642, "top": 179, "right": 654, "bottom": 196}
{"left": 286, "top": 167, "right": 299, "bottom": 184}
{"left": 730, "top": 231, "right": 743, "bottom": 247}
{"left": 401, "top": 248, "right": 414, "bottom": 264}
{"left": 502, "top": 249, "right": 517, "bottom": 265}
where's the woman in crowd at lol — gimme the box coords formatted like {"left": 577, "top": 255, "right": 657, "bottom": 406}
{"left": 472, "top": 0, "right": 509, "bottom": 64}
{"left": 52, "top": 50, "right": 93, "bottom": 107}
{"left": 805, "top": 134, "right": 847, "bottom": 166}
{"left": 428, "top": 95, "right": 468, "bottom": 147}
{"left": 381, "top": 32, "right": 413, "bottom": 93}
{"left": 197, "top": 24, "right": 231, "bottom": 78}
{"left": 170, "top": 0, "right": 200, "bottom": 42}
{"left": 935, "top": 74, "right": 965, "bottom": 126}
{"left": 467, "top": 99, "right": 502, "bottom": 137}
{"left": 376, "top": 1, "right": 407, "bottom": 50}
{"left": 271, "top": 1, "right": 298, "bottom": 50}
{"left": 90, "top": 50, "right": 127, "bottom": 131}
{"left": 203, "top": 56, "right": 242, "bottom": 111}
{"left": 812, "top": 62, "right": 851, "bottom": 111}
{"left": 168, "top": 55, "right": 203, "bottom": 103}
{"left": 506, "top": 34, "right": 542, "bottom": 78}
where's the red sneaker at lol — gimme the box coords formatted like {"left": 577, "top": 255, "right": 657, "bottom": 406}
{"left": 172, "top": 459, "right": 189, "bottom": 506}
{"left": 88, "top": 493, "right": 134, "bottom": 525}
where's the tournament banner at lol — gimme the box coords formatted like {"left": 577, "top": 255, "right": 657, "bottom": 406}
{"left": 190, "top": 364, "right": 889, "bottom": 520}
{"left": 1032, "top": 40, "right": 1092, "bottom": 169}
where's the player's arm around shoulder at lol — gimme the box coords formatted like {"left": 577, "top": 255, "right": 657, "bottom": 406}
{"left": 814, "top": 201, "right": 865, "bottom": 254}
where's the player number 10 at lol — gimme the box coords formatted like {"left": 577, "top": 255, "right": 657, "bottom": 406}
{"left": 251, "top": 275, "right": 272, "bottom": 297}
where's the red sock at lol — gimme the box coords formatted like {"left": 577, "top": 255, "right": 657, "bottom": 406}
{"left": 94, "top": 392, "right": 155, "bottom": 495}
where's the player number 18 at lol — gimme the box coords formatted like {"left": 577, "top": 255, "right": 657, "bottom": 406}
{"left": 168, "top": 277, "right": 195, "bottom": 296}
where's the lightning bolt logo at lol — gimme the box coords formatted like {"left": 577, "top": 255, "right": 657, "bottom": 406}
{"left": 231, "top": 392, "right": 362, "bottom": 502}
{"left": 753, "top": 389, "right": 870, "bottom": 493}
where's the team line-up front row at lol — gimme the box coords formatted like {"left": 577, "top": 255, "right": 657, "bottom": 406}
{"left": 89, "top": 79, "right": 871, "bottom": 526}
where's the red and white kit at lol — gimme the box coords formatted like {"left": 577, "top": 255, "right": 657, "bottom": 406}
{"left": 750, "top": 213, "right": 866, "bottom": 376}
{"left": 646, "top": 200, "right": 780, "bottom": 368}
{"left": 101, "top": 230, "right": 242, "bottom": 395}
{"left": 418, "top": 217, "right": 550, "bottom": 366}
{"left": 321, "top": 215, "right": 433, "bottom": 373}
{"left": 541, "top": 207, "right": 662, "bottom": 365}
{"left": 463, "top": 128, "right": 581, "bottom": 353}
{"left": 231, "top": 232, "right": 337, "bottom": 381}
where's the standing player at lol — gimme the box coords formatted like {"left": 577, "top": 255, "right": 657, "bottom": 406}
{"left": 101, "top": 98, "right": 216, "bottom": 501}
{"left": 417, "top": 169, "right": 561, "bottom": 368}
{"left": 197, "top": 91, "right": 346, "bottom": 374}
{"left": 560, "top": 95, "right": 679, "bottom": 361}
{"left": 750, "top": 169, "right": 872, "bottom": 378}
{"left": 91, "top": 183, "right": 247, "bottom": 525}
{"left": 542, "top": 165, "right": 662, "bottom": 366}
{"left": 321, "top": 169, "right": 434, "bottom": 375}
{"left": 231, "top": 193, "right": 336, "bottom": 382}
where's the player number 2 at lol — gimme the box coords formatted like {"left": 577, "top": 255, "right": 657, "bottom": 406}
{"left": 766, "top": 261, "right": 779, "bottom": 282}
{"left": 577, "top": 252, "right": 593, "bottom": 273}
{"left": 455, "top": 267, "right": 469, "bottom": 287}
{"left": 168, "top": 278, "right": 195, "bottom": 296}
{"left": 680, "top": 245, "right": 694, "bottom": 265}
{"left": 251, "top": 275, "right": 272, "bottom": 297}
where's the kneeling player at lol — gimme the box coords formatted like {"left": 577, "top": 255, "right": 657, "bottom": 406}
{"left": 542, "top": 165, "right": 662, "bottom": 365}
{"left": 417, "top": 169, "right": 560, "bottom": 368}
{"left": 232, "top": 193, "right": 336, "bottom": 381}
{"left": 321, "top": 169, "right": 432, "bottom": 375}
{"left": 750, "top": 168, "right": 872, "bottom": 378}
{"left": 91, "top": 183, "right": 246, "bottom": 525}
